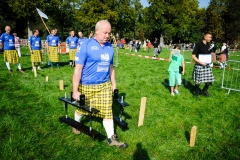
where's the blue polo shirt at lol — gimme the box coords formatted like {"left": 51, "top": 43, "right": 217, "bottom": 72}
{"left": 0, "top": 33, "right": 15, "bottom": 50}
{"left": 46, "top": 34, "right": 60, "bottom": 47}
{"left": 28, "top": 35, "right": 41, "bottom": 50}
{"left": 75, "top": 38, "right": 114, "bottom": 85}
{"left": 66, "top": 36, "right": 78, "bottom": 49}
{"left": 78, "top": 37, "right": 87, "bottom": 48}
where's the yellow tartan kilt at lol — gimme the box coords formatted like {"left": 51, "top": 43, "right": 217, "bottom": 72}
{"left": 69, "top": 49, "right": 77, "bottom": 60}
{"left": 4, "top": 50, "right": 19, "bottom": 64}
{"left": 76, "top": 81, "right": 113, "bottom": 119}
{"left": 31, "top": 50, "right": 43, "bottom": 62}
{"left": 48, "top": 46, "right": 59, "bottom": 62}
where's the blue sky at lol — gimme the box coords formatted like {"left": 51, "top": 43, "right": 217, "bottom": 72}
{"left": 140, "top": 0, "right": 211, "bottom": 8}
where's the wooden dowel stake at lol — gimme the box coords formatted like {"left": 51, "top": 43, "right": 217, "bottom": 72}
{"left": 138, "top": 97, "right": 147, "bottom": 127}
{"left": 59, "top": 80, "right": 64, "bottom": 90}
{"left": 190, "top": 126, "right": 197, "bottom": 147}
{"left": 33, "top": 66, "right": 37, "bottom": 77}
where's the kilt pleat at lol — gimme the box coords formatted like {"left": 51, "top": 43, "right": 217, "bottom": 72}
{"left": 48, "top": 46, "right": 59, "bottom": 62}
{"left": 192, "top": 64, "right": 214, "bottom": 83}
{"left": 69, "top": 49, "right": 77, "bottom": 61}
{"left": 4, "top": 50, "right": 19, "bottom": 64}
{"left": 31, "top": 50, "right": 43, "bottom": 62}
{"left": 76, "top": 81, "right": 113, "bottom": 119}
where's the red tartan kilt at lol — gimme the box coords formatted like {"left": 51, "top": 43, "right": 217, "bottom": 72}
{"left": 219, "top": 54, "right": 226, "bottom": 62}
{"left": 212, "top": 53, "right": 216, "bottom": 62}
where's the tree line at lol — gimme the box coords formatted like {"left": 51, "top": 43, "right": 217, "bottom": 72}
{"left": 0, "top": 0, "right": 239, "bottom": 46}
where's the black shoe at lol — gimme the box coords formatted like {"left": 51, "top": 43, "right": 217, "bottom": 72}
{"left": 202, "top": 91, "right": 210, "bottom": 97}
{"left": 194, "top": 91, "right": 199, "bottom": 98}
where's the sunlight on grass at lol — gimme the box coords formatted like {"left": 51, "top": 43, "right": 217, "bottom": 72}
{"left": 0, "top": 46, "right": 239, "bottom": 159}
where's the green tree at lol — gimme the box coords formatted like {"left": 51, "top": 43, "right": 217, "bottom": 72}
{"left": 145, "top": 0, "right": 200, "bottom": 43}
{"left": 225, "top": 0, "right": 240, "bottom": 44}
{"left": 205, "top": 0, "right": 228, "bottom": 42}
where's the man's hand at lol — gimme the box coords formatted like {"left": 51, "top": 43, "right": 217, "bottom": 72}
{"left": 72, "top": 91, "right": 81, "bottom": 100}
{"left": 200, "top": 61, "right": 207, "bottom": 66}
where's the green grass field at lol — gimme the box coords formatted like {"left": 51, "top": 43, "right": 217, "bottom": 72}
{"left": 0, "top": 47, "right": 239, "bottom": 160}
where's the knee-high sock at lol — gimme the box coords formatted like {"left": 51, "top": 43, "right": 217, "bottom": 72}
{"left": 17, "top": 63, "right": 21, "bottom": 70}
{"left": 220, "top": 62, "right": 223, "bottom": 68}
{"left": 6, "top": 62, "right": 11, "bottom": 70}
{"left": 103, "top": 119, "right": 114, "bottom": 139}
{"left": 50, "top": 61, "right": 53, "bottom": 67}
{"left": 74, "top": 111, "right": 82, "bottom": 122}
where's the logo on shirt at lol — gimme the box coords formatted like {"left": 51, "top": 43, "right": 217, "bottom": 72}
{"left": 101, "top": 53, "right": 109, "bottom": 61}
{"left": 75, "top": 56, "right": 79, "bottom": 61}
{"left": 91, "top": 46, "right": 99, "bottom": 50}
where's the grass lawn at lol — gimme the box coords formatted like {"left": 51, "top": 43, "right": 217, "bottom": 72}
{"left": 0, "top": 46, "right": 239, "bottom": 160}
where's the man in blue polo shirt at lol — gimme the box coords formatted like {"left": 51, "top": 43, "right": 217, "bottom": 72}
{"left": 66, "top": 30, "right": 78, "bottom": 67}
{"left": 46, "top": 29, "right": 60, "bottom": 69}
{"left": 28, "top": 29, "right": 42, "bottom": 70}
{"left": 0, "top": 25, "right": 24, "bottom": 73}
{"left": 72, "top": 20, "right": 127, "bottom": 148}
{"left": 77, "top": 31, "right": 87, "bottom": 50}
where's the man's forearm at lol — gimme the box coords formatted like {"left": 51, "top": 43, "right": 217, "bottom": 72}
{"left": 110, "top": 65, "right": 116, "bottom": 89}
{"left": 72, "top": 65, "right": 83, "bottom": 92}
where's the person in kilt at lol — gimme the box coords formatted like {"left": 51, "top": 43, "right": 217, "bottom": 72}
{"left": 192, "top": 33, "right": 214, "bottom": 97}
{"left": 0, "top": 25, "right": 24, "bottom": 73}
{"left": 72, "top": 20, "right": 127, "bottom": 148}
{"left": 219, "top": 42, "right": 228, "bottom": 69}
{"left": 77, "top": 31, "right": 87, "bottom": 50}
{"left": 28, "top": 29, "right": 42, "bottom": 70}
{"left": 66, "top": 30, "right": 78, "bottom": 67}
{"left": 46, "top": 29, "right": 60, "bottom": 69}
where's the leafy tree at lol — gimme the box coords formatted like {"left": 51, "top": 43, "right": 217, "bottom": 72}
{"left": 145, "top": 0, "right": 200, "bottom": 43}
{"left": 75, "top": 0, "right": 119, "bottom": 33}
{"left": 205, "top": 0, "right": 228, "bottom": 42}
{"left": 225, "top": 0, "right": 240, "bottom": 44}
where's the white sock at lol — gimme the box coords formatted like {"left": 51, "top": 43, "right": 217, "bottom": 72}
{"left": 103, "top": 119, "right": 114, "bottom": 139}
{"left": 17, "top": 63, "right": 21, "bottom": 70}
{"left": 74, "top": 111, "right": 82, "bottom": 122}
{"left": 6, "top": 62, "right": 11, "bottom": 70}
{"left": 70, "top": 62, "right": 72, "bottom": 65}
{"left": 220, "top": 63, "right": 223, "bottom": 67}
{"left": 38, "top": 66, "right": 41, "bottom": 69}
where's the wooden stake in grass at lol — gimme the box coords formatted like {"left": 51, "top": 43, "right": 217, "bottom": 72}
{"left": 46, "top": 76, "right": 48, "bottom": 82}
{"left": 190, "top": 126, "right": 197, "bottom": 147}
{"left": 59, "top": 80, "right": 64, "bottom": 90}
{"left": 33, "top": 66, "right": 37, "bottom": 77}
{"left": 138, "top": 97, "right": 147, "bottom": 127}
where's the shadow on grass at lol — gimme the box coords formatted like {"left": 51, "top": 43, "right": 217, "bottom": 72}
{"left": 133, "top": 142, "right": 150, "bottom": 160}
{"left": 182, "top": 78, "right": 195, "bottom": 94}
{"left": 162, "top": 79, "right": 170, "bottom": 92}
{"left": 184, "top": 130, "right": 190, "bottom": 144}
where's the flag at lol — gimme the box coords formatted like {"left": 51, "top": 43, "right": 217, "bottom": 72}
{"left": 36, "top": 8, "right": 48, "bottom": 19}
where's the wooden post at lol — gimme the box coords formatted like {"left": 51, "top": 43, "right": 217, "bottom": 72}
{"left": 33, "top": 66, "right": 37, "bottom": 77}
{"left": 59, "top": 80, "right": 64, "bottom": 90}
{"left": 138, "top": 97, "right": 147, "bottom": 127}
{"left": 46, "top": 76, "right": 48, "bottom": 82}
{"left": 190, "top": 126, "right": 197, "bottom": 147}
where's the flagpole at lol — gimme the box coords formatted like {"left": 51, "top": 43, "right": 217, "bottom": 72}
{"left": 39, "top": 15, "right": 50, "bottom": 34}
